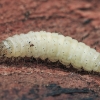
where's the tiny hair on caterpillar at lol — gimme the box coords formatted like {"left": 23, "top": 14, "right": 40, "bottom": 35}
{"left": 0, "top": 31, "right": 100, "bottom": 72}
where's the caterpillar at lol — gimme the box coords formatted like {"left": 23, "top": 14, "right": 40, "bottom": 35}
{"left": 0, "top": 31, "right": 100, "bottom": 72}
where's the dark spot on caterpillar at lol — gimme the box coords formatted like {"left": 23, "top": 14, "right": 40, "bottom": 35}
{"left": 30, "top": 44, "right": 34, "bottom": 47}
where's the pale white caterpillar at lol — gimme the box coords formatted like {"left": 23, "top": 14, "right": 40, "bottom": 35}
{"left": 0, "top": 31, "right": 100, "bottom": 72}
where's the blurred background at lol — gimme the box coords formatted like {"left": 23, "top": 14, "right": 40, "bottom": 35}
{"left": 0, "top": 0, "right": 100, "bottom": 100}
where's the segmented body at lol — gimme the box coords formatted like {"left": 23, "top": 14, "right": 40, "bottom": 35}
{"left": 0, "top": 31, "right": 100, "bottom": 72}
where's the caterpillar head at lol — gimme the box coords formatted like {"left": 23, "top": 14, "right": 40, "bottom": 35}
{"left": 0, "top": 40, "right": 12, "bottom": 58}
